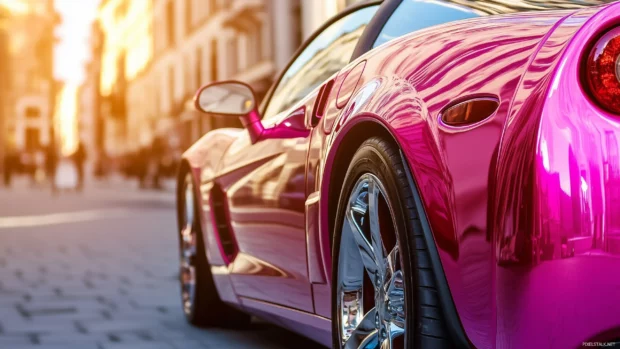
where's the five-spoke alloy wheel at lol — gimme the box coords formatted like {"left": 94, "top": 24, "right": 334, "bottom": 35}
{"left": 333, "top": 137, "right": 452, "bottom": 349}
{"left": 337, "top": 174, "right": 406, "bottom": 348}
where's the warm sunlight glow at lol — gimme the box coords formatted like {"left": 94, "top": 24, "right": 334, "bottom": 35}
{"left": 0, "top": 0, "right": 28, "bottom": 14}
{"left": 99, "top": 0, "right": 152, "bottom": 95}
{"left": 55, "top": 84, "right": 78, "bottom": 156}
{"left": 54, "top": 0, "right": 100, "bottom": 85}
{"left": 326, "top": 0, "right": 339, "bottom": 19}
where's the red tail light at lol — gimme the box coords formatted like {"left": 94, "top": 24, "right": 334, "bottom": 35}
{"left": 585, "top": 27, "right": 620, "bottom": 114}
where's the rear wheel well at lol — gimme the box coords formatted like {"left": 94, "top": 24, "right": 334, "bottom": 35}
{"left": 174, "top": 159, "right": 251, "bottom": 327}
{"left": 176, "top": 160, "right": 191, "bottom": 231}
{"left": 327, "top": 121, "right": 400, "bottom": 244}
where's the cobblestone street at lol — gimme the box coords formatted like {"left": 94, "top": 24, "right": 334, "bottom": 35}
{"left": 0, "top": 178, "right": 321, "bottom": 349}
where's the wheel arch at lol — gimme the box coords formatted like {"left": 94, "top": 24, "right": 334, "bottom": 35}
{"left": 325, "top": 118, "right": 399, "bottom": 249}
{"left": 321, "top": 115, "right": 401, "bottom": 286}
{"left": 176, "top": 159, "right": 191, "bottom": 234}
{"left": 176, "top": 159, "right": 207, "bottom": 251}
{"left": 322, "top": 114, "right": 472, "bottom": 348}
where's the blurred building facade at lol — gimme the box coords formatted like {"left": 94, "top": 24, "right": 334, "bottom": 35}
{"left": 83, "top": 0, "right": 361, "bottom": 164}
{"left": 300, "top": 0, "right": 360, "bottom": 39}
{"left": 128, "top": 0, "right": 305, "bottom": 155}
{"left": 0, "top": 0, "right": 60, "bottom": 168}
{"left": 96, "top": 0, "right": 154, "bottom": 159}
{"left": 77, "top": 21, "right": 104, "bottom": 174}
{"left": 0, "top": 5, "right": 10, "bottom": 171}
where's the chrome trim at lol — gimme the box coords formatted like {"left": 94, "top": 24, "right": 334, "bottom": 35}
{"left": 337, "top": 174, "right": 406, "bottom": 348}
{"left": 180, "top": 174, "right": 197, "bottom": 316}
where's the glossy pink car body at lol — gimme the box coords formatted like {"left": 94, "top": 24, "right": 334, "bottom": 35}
{"left": 180, "top": 2, "right": 620, "bottom": 347}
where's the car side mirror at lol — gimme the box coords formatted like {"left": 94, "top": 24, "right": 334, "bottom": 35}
{"left": 194, "top": 81, "right": 264, "bottom": 144}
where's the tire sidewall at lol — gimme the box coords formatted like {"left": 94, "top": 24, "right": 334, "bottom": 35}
{"left": 331, "top": 139, "right": 418, "bottom": 348}
{"left": 177, "top": 171, "right": 251, "bottom": 328}
{"left": 179, "top": 173, "right": 207, "bottom": 323}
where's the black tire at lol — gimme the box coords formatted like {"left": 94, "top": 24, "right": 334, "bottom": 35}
{"left": 331, "top": 137, "right": 451, "bottom": 348}
{"left": 178, "top": 172, "right": 250, "bottom": 328}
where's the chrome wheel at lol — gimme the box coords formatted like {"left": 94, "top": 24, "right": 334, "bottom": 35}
{"left": 180, "top": 175, "right": 197, "bottom": 316}
{"left": 337, "top": 174, "right": 406, "bottom": 349}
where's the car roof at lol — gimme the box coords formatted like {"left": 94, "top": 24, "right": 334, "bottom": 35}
{"left": 352, "top": 0, "right": 613, "bottom": 60}
{"left": 444, "top": 0, "right": 615, "bottom": 14}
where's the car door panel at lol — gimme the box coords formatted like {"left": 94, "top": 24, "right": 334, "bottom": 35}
{"left": 216, "top": 104, "right": 315, "bottom": 312}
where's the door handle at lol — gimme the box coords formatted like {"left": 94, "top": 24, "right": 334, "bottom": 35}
{"left": 311, "top": 79, "right": 335, "bottom": 127}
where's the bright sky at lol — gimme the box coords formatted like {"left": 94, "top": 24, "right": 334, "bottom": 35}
{"left": 52, "top": 0, "right": 99, "bottom": 156}
{"left": 54, "top": 0, "right": 100, "bottom": 85}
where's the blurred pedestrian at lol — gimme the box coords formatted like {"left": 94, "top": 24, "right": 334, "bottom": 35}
{"left": 2, "top": 145, "right": 17, "bottom": 188}
{"left": 151, "top": 136, "right": 165, "bottom": 190}
{"left": 45, "top": 143, "right": 58, "bottom": 193}
{"left": 34, "top": 149, "right": 45, "bottom": 185}
{"left": 137, "top": 146, "right": 149, "bottom": 189}
{"left": 22, "top": 150, "right": 39, "bottom": 187}
{"left": 72, "top": 140, "right": 87, "bottom": 192}
{"left": 94, "top": 150, "right": 109, "bottom": 181}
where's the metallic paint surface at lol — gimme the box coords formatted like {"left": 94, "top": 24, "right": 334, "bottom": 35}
{"left": 320, "top": 5, "right": 617, "bottom": 348}
{"left": 185, "top": 129, "right": 241, "bottom": 268}
{"left": 336, "top": 60, "right": 367, "bottom": 109}
{"left": 180, "top": 3, "right": 620, "bottom": 347}
{"left": 240, "top": 296, "right": 332, "bottom": 347}
{"left": 321, "top": 12, "right": 568, "bottom": 348}
{"left": 495, "top": 3, "right": 620, "bottom": 347}
{"left": 220, "top": 133, "right": 313, "bottom": 311}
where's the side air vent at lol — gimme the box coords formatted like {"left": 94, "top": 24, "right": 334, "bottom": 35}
{"left": 440, "top": 97, "right": 499, "bottom": 127}
{"left": 210, "top": 183, "right": 238, "bottom": 263}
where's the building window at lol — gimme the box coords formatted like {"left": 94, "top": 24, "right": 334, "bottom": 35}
{"left": 210, "top": 39, "right": 218, "bottom": 81}
{"left": 196, "top": 46, "right": 202, "bottom": 88}
{"left": 209, "top": 0, "right": 218, "bottom": 15}
{"left": 25, "top": 106, "right": 40, "bottom": 118}
{"left": 292, "top": 2, "right": 303, "bottom": 51}
{"left": 185, "top": 0, "right": 192, "bottom": 35}
{"left": 166, "top": 0, "right": 175, "bottom": 47}
{"left": 185, "top": 54, "right": 192, "bottom": 97}
{"left": 25, "top": 128, "right": 40, "bottom": 151}
{"left": 155, "top": 85, "right": 161, "bottom": 116}
{"left": 169, "top": 65, "right": 175, "bottom": 110}
{"left": 249, "top": 22, "right": 262, "bottom": 66}
{"left": 227, "top": 37, "right": 237, "bottom": 77}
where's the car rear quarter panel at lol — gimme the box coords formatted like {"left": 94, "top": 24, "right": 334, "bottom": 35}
{"left": 495, "top": 3, "right": 620, "bottom": 347}
{"left": 318, "top": 9, "right": 600, "bottom": 349}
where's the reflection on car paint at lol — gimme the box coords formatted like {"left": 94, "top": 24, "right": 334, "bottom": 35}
{"left": 181, "top": 2, "right": 620, "bottom": 348}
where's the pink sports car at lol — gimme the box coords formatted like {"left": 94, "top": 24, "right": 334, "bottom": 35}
{"left": 176, "top": 1, "right": 620, "bottom": 347}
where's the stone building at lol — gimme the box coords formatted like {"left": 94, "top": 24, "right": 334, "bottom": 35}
{"left": 94, "top": 0, "right": 361, "bottom": 158}
{"left": 0, "top": 0, "right": 59, "bottom": 161}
